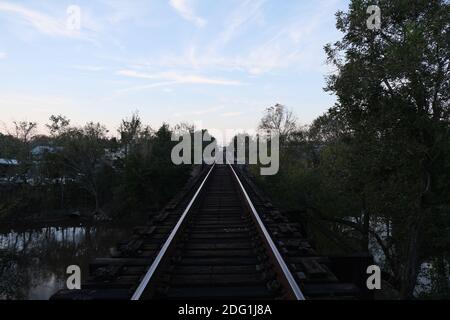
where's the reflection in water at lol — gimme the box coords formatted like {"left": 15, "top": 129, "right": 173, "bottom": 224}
{"left": 368, "top": 217, "right": 436, "bottom": 297}
{"left": 0, "top": 224, "right": 133, "bottom": 300}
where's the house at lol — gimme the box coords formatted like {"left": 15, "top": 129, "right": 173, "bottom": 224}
{"left": 0, "top": 158, "right": 18, "bottom": 166}
{"left": 31, "top": 145, "right": 63, "bottom": 158}
{"left": 0, "top": 158, "right": 19, "bottom": 177}
{"left": 104, "top": 147, "right": 126, "bottom": 162}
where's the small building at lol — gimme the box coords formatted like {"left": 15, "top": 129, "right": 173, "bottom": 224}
{"left": 0, "top": 158, "right": 18, "bottom": 166}
{"left": 104, "top": 147, "right": 126, "bottom": 162}
{"left": 31, "top": 145, "right": 63, "bottom": 158}
{"left": 0, "top": 158, "right": 19, "bottom": 177}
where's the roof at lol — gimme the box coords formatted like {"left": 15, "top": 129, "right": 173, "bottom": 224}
{"left": 0, "top": 158, "right": 19, "bottom": 166}
{"left": 31, "top": 145, "right": 63, "bottom": 156}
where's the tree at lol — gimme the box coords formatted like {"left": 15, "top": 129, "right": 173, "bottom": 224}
{"left": 11, "top": 121, "right": 37, "bottom": 144}
{"left": 46, "top": 115, "right": 70, "bottom": 137}
{"left": 173, "top": 122, "right": 196, "bottom": 136}
{"left": 308, "top": 108, "right": 349, "bottom": 143}
{"left": 3, "top": 121, "right": 38, "bottom": 180}
{"left": 0, "top": 133, "right": 22, "bottom": 159}
{"left": 118, "top": 112, "right": 142, "bottom": 157}
{"left": 115, "top": 123, "right": 191, "bottom": 215}
{"left": 324, "top": 0, "right": 450, "bottom": 298}
{"left": 57, "top": 122, "right": 110, "bottom": 215}
{"left": 259, "top": 104, "right": 297, "bottom": 144}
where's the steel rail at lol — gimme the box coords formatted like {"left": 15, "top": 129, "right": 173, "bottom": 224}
{"left": 131, "top": 164, "right": 216, "bottom": 300}
{"left": 227, "top": 163, "right": 306, "bottom": 300}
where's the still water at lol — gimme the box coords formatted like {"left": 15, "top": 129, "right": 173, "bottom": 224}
{"left": 0, "top": 224, "right": 135, "bottom": 300}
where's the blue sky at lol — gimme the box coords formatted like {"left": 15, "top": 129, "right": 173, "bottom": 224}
{"left": 0, "top": 0, "right": 349, "bottom": 137}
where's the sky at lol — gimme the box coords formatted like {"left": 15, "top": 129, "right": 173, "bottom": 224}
{"left": 0, "top": 0, "right": 350, "bottom": 140}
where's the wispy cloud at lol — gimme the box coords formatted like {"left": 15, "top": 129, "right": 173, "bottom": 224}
{"left": 174, "top": 106, "right": 224, "bottom": 118}
{"left": 0, "top": 1, "right": 99, "bottom": 43}
{"left": 71, "top": 65, "right": 106, "bottom": 72}
{"left": 210, "top": 0, "right": 340, "bottom": 75}
{"left": 169, "top": 0, "right": 206, "bottom": 27}
{"left": 138, "top": 0, "right": 340, "bottom": 75}
{"left": 117, "top": 69, "right": 242, "bottom": 86}
{"left": 211, "top": 0, "right": 265, "bottom": 49}
{"left": 116, "top": 81, "right": 180, "bottom": 95}
{"left": 0, "top": 0, "right": 343, "bottom": 132}
{"left": 0, "top": 92, "right": 74, "bottom": 117}
{"left": 221, "top": 111, "right": 244, "bottom": 117}
{"left": 0, "top": 2, "right": 74, "bottom": 37}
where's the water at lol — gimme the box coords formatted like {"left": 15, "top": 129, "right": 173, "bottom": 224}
{"left": 0, "top": 223, "right": 135, "bottom": 300}
{"left": 367, "top": 217, "right": 448, "bottom": 297}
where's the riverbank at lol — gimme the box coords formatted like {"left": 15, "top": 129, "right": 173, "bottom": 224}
{"left": 0, "top": 204, "right": 155, "bottom": 231}
{"left": 0, "top": 213, "right": 148, "bottom": 233}
{"left": 0, "top": 220, "right": 144, "bottom": 299}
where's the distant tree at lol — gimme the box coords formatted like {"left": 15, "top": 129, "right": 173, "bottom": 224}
{"left": 259, "top": 104, "right": 297, "bottom": 144}
{"left": 57, "top": 122, "right": 110, "bottom": 215}
{"left": 46, "top": 115, "right": 70, "bottom": 137}
{"left": 11, "top": 121, "right": 37, "bottom": 144}
{"left": 174, "top": 122, "right": 196, "bottom": 136}
{"left": 118, "top": 112, "right": 154, "bottom": 160}
{"left": 118, "top": 112, "right": 142, "bottom": 157}
{"left": 0, "top": 133, "right": 21, "bottom": 159}
{"left": 115, "top": 123, "right": 191, "bottom": 214}
{"left": 2, "top": 121, "right": 38, "bottom": 179}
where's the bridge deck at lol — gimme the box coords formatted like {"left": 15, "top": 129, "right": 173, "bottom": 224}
{"left": 51, "top": 164, "right": 369, "bottom": 300}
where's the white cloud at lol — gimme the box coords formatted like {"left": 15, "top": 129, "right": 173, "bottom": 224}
{"left": 0, "top": 52, "right": 6, "bottom": 59}
{"left": 117, "top": 69, "right": 242, "bottom": 86}
{"left": 221, "top": 111, "right": 244, "bottom": 117}
{"left": 211, "top": 0, "right": 266, "bottom": 49}
{"left": 0, "top": 2, "right": 73, "bottom": 37}
{"left": 99, "top": 0, "right": 162, "bottom": 29}
{"left": 174, "top": 106, "right": 224, "bottom": 118}
{"left": 71, "top": 65, "right": 105, "bottom": 72}
{"left": 0, "top": 2, "right": 98, "bottom": 43}
{"left": 0, "top": 93, "right": 75, "bottom": 127}
{"left": 169, "top": 0, "right": 206, "bottom": 27}
{"left": 144, "top": 0, "right": 341, "bottom": 75}
{"left": 116, "top": 81, "right": 180, "bottom": 95}
{"left": 211, "top": 0, "right": 339, "bottom": 75}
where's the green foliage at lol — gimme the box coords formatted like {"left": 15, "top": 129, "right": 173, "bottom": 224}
{"left": 0, "top": 133, "right": 23, "bottom": 159}
{"left": 0, "top": 114, "right": 196, "bottom": 222}
{"left": 323, "top": 0, "right": 450, "bottom": 298}
{"left": 113, "top": 123, "right": 192, "bottom": 217}
{"left": 251, "top": 0, "right": 450, "bottom": 299}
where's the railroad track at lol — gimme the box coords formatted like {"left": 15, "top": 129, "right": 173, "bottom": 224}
{"left": 132, "top": 164, "right": 304, "bottom": 300}
{"left": 52, "top": 164, "right": 364, "bottom": 300}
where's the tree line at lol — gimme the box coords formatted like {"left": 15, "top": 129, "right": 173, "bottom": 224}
{"left": 250, "top": 0, "right": 449, "bottom": 299}
{"left": 0, "top": 113, "right": 200, "bottom": 222}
